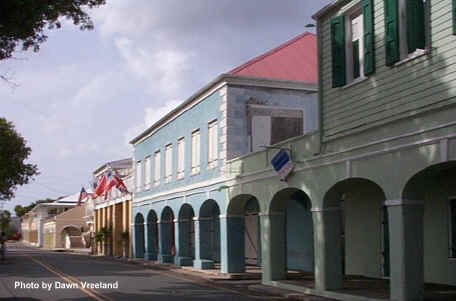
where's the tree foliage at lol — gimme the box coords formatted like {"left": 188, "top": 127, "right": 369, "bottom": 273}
{"left": 0, "top": 0, "right": 106, "bottom": 60}
{"left": 14, "top": 198, "right": 55, "bottom": 217}
{"left": 0, "top": 117, "right": 38, "bottom": 201}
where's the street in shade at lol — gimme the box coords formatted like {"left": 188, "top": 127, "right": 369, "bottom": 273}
{"left": 0, "top": 242, "right": 319, "bottom": 301}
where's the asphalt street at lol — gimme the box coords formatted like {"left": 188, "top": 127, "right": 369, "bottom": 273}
{"left": 0, "top": 242, "right": 297, "bottom": 301}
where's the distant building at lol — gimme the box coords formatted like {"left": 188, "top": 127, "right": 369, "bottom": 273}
{"left": 21, "top": 196, "right": 79, "bottom": 247}
{"left": 93, "top": 158, "right": 133, "bottom": 257}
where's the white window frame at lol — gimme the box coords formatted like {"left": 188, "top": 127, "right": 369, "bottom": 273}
{"left": 248, "top": 104, "right": 305, "bottom": 153}
{"left": 153, "top": 150, "right": 161, "bottom": 186}
{"left": 344, "top": 6, "right": 365, "bottom": 85}
{"left": 144, "top": 156, "right": 151, "bottom": 190}
{"left": 208, "top": 119, "right": 218, "bottom": 169}
{"left": 135, "top": 161, "right": 142, "bottom": 192}
{"left": 165, "top": 144, "right": 173, "bottom": 183}
{"left": 396, "top": 0, "right": 429, "bottom": 64}
{"left": 191, "top": 129, "right": 201, "bottom": 175}
{"left": 177, "top": 137, "right": 185, "bottom": 179}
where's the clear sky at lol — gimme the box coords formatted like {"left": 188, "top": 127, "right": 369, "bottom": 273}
{"left": 1, "top": 0, "right": 332, "bottom": 214}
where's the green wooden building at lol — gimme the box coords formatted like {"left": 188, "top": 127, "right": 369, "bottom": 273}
{"left": 216, "top": 1, "right": 456, "bottom": 300}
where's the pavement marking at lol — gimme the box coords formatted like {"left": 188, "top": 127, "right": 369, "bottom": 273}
{"left": 29, "top": 256, "right": 114, "bottom": 301}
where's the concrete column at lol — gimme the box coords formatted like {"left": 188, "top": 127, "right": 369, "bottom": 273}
{"left": 143, "top": 221, "right": 150, "bottom": 260}
{"left": 174, "top": 218, "right": 193, "bottom": 266}
{"left": 312, "top": 207, "right": 343, "bottom": 291}
{"left": 128, "top": 200, "right": 133, "bottom": 258}
{"left": 193, "top": 217, "right": 215, "bottom": 269}
{"left": 220, "top": 215, "right": 245, "bottom": 273}
{"left": 386, "top": 200, "right": 424, "bottom": 301}
{"left": 260, "top": 212, "right": 286, "bottom": 282}
{"left": 158, "top": 221, "right": 174, "bottom": 263}
{"left": 131, "top": 222, "right": 136, "bottom": 258}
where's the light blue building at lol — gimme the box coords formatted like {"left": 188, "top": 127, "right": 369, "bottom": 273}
{"left": 130, "top": 32, "right": 319, "bottom": 273}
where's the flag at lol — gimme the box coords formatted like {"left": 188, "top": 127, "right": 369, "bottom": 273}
{"left": 94, "top": 173, "right": 108, "bottom": 198}
{"left": 77, "top": 187, "right": 88, "bottom": 206}
{"left": 104, "top": 170, "right": 116, "bottom": 200}
{"left": 114, "top": 172, "right": 129, "bottom": 194}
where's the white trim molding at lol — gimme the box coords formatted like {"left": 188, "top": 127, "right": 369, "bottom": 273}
{"left": 311, "top": 206, "right": 341, "bottom": 212}
{"left": 384, "top": 199, "right": 424, "bottom": 207}
{"left": 218, "top": 214, "right": 244, "bottom": 219}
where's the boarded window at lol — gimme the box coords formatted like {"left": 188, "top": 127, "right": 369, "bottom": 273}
{"left": 208, "top": 120, "right": 218, "bottom": 168}
{"left": 154, "top": 151, "right": 160, "bottom": 186}
{"left": 177, "top": 138, "right": 185, "bottom": 179}
{"left": 165, "top": 144, "right": 172, "bottom": 183}
{"left": 249, "top": 105, "right": 303, "bottom": 152}
{"left": 191, "top": 129, "right": 200, "bottom": 174}
{"left": 136, "top": 161, "right": 142, "bottom": 191}
{"left": 144, "top": 156, "right": 151, "bottom": 189}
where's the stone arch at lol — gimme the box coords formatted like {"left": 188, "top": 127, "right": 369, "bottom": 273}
{"left": 267, "top": 187, "right": 314, "bottom": 280}
{"left": 175, "top": 204, "right": 195, "bottom": 266}
{"left": 61, "top": 225, "right": 82, "bottom": 249}
{"left": 320, "top": 178, "right": 387, "bottom": 290}
{"left": 195, "top": 199, "right": 221, "bottom": 269}
{"left": 224, "top": 194, "right": 261, "bottom": 273}
{"left": 401, "top": 161, "right": 456, "bottom": 286}
{"left": 158, "top": 206, "right": 175, "bottom": 263}
{"left": 146, "top": 210, "right": 158, "bottom": 261}
{"left": 134, "top": 213, "right": 145, "bottom": 258}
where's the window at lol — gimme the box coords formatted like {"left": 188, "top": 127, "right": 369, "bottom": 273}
{"left": 154, "top": 151, "right": 160, "bottom": 186}
{"left": 384, "top": 0, "right": 427, "bottom": 66}
{"left": 249, "top": 105, "right": 303, "bottom": 152}
{"left": 165, "top": 144, "right": 173, "bottom": 183}
{"left": 331, "top": 0, "right": 375, "bottom": 87}
{"left": 208, "top": 120, "right": 218, "bottom": 169}
{"left": 191, "top": 129, "right": 200, "bottom": 174}
{"left": 136, "top": 161, "right": 142, "bottom": 191}
{"left": 144, "top": 156, "right": 151, "bottom": 190}
{"left": 177, "top": 138, "right": 185, "bottom": 179}
{"left": 450, "top": 199, "right": 456, "bottom": 258}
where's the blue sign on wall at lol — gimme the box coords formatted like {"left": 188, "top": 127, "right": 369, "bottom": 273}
{"left": 271, "top": 149, "right": 294, "bottom": 181}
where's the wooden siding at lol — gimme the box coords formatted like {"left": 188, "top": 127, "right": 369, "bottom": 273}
{"left": 319, "top": 0, "right": 456, "bottom": 141}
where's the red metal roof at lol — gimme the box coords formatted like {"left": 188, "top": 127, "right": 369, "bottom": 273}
{"left": 229, "top": 32, "right": 317, "bottom": 83}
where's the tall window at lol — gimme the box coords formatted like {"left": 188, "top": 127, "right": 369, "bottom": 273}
{"left": 144, "top": 156, "right": 151, "bottom": 190}
{"left": 208, "top": 120, "right": 218, "bottom": 169}
{"left": 450, "top": 199, "right": 456, "bottom": 258}
{"left": 384, "top": 0, "right": 427, "bottom": 66}
{"left": 177, "top": 137, "right": 185, "bottom": 179}
{"left": 154, "top": 151, "right": 160, "bottom": 186}
{"left": 191, "top": 129, "right": 200, "bottom": 175}
{"left": 136, "top": 161, "right": 142, "bottom": 192}
{"left": 331, "top": 0, "right": 375, "bottom": 87}
{"left": 165, "top": 144, "right": 173, "bottom": 183}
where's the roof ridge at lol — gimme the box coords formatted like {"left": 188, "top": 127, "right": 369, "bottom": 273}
{"left": 229, "top": 31, "right": 314, "bottom": 75}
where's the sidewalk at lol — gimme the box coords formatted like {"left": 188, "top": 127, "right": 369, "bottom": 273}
{"left": 80, "top": 253, "right": 335, "bottom": 301}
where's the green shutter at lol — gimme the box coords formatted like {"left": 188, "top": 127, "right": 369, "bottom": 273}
{"left": 384, "top": 0, "right": 400, "bottom": 66}
{"left": 331, "top": 15, "right": 346, "bottom": 87}
{"left": 453, "top": 0, "right": 456, "bottom": 35}
{"left": 407, "top": 0, "right": 425, "bottom": 53}
{"left": 363, "top": 0, "right": 375, "bottom": 75}
{"left": 353, "top": 40, "right": 360, "bottom": 79}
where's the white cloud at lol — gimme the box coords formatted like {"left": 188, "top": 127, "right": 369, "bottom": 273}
{"left": 124, "top": 99, "right": 183, "bottom": 145}
{"left": 113, "top": 37, "right": 192, "bottom": 96}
